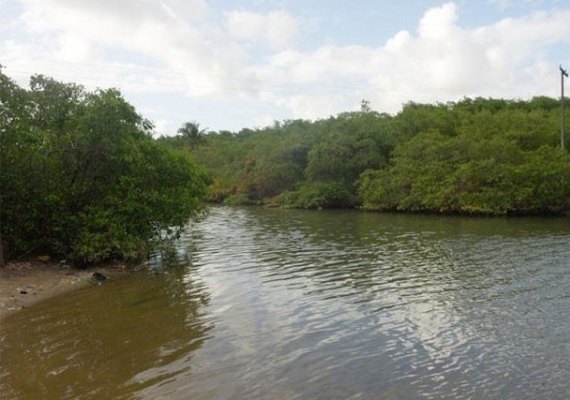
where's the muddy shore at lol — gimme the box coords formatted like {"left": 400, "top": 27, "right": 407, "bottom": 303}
{"left": 0, "top": 259, "right": 128, "bottom": 321}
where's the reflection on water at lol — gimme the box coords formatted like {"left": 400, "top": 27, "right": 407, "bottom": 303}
{"left": 0, "top": 266, "right": 211, "bottom": 400}
{"left": 1, "top": 207, "right": 570, "bottom": 399}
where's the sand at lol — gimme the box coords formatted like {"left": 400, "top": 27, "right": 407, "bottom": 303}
{"left": 0, "top": 259, "right": 128, "bottom": 321}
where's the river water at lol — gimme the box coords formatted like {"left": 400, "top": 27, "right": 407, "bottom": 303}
{"left": 1, "top": 207, "right": 569, "bottom": 399}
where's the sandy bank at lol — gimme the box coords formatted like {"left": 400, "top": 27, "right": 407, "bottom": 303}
{"left": 0, "top": 260, "right": 128, "bottom": 321}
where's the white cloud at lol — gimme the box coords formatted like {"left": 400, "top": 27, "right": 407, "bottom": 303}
{"left": 225, "top": 10, "right": 300, "bottom": 49}
{"left": 488, "top": 0, "right": 511, "bottom": 7}
{"left": 153, "top": 119, "right": 175, "bottom": 137}
{"left": 56, "top": 33, "right": 98, "bottom": 63}
{"left": 253, "top": 114, "right": 276, "bottom": 129}
{"left": 10, "top": 0, "right": 250, "bottom": 96}
{"left": 250, "top": 2, "right": 570, "bottom": 118}
{"left": 2, "top": 1, "right": 570, "bottom": 128}
{"left": 418, "top": 2, "right": 458, "bottom": 39}
{"left": 277, "top": 93, "right": 343, "bottom": 120}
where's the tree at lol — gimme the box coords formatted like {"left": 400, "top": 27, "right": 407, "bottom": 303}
{"left": 158, "top": 94, "right": 570, "bottom": 214}
{"left": 360, "top": 99, "right": 372, "bottom": 113}
{"left": 0, "top": 71, "right": 210, "bottom": 264}
{"left": 178, "top": 121, "right": 207, "bottom": 149}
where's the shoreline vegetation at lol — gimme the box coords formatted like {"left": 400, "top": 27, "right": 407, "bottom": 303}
{"left": 1, "top": 69, "right": 569, "bottom": 278}
{"left": 161, "top": 100, "right": 570, "bottom": 217}
{"left": 0, "top": 69, "right": 209, "bottom": 268}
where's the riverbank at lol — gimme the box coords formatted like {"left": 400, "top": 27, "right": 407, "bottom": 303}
{"left": 0, "top": 259, "right": 129, "bottom": 321}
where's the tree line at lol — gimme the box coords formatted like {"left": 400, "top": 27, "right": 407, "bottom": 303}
{"left": 161, "top": 98, "right": 570, "bottom": 215}
{"left": 2, "top": 70, "right": 568, "bottom": 264}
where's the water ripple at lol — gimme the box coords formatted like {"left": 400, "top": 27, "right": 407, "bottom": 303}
{"left": 2, "top": 207, "right": 570, "bottom": 399}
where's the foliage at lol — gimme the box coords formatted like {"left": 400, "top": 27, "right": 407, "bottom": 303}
{"left": 280, "top": 182, "right": 356, "bottom": 209}
{"left": 0, "top": 71, "right": 209, "bottom": 264}
{"left": 304, "top": 116, "right": 388, "bottom": 187}
{"left": 177, "top": 121, "right": 207, "bottom": 149}
{"left": 174, "top": 111, "right": 395, "bottom": 207}
{"left": 161, "top": 97, "right": 569, "bottom": 215}
{"left": 358, "top": 129, "right": 569, "bottom": 215}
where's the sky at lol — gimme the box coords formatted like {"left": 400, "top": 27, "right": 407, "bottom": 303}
{"left": 1, "top": 0, "right": 569, "bottom": 135}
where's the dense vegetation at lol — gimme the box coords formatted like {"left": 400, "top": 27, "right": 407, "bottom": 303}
{"left": 0, "top": 70, "right": 209, "bottom": 265}
{"left": 161, "top": 98, "right": 570, "bottom": 215}
{"left": 1, "top": 70, "right": 568, "bottom": 265}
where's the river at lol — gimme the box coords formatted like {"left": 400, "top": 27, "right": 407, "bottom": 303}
{"left": 1, "top": 207, "right": 569, "bottom": 399}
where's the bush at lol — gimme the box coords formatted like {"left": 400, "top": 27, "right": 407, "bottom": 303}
{"left": 357, "top": 130, "right": 570, "bottom": 215}
{"left": 281, "top": 182, "right": 357, "bottom": 209}
{"left": 0, "top": 72, "right": 209, "bottom": 264}
{"left": 222, "top": 193, "right": 260, "bottom": 206}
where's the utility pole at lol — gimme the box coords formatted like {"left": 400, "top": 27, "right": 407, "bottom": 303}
{"left": 561, "top": 65, "right": 568, "bottom": 151}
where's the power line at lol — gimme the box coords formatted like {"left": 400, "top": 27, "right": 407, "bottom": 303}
{"left": 1, "top": 59, "right": 408, "bottom": 95}
{"left": 3, "top": 60, "right": 557, "bottom": 109}
{"left": 32, "top": 57, "right": 387, "bottom": 92}
{"left": 5, "top": 67, "right": 377, "bottom": 94}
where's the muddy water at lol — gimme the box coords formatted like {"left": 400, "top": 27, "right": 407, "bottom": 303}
{"left": 1, "top": 207, "right": 569, "bottom": 399}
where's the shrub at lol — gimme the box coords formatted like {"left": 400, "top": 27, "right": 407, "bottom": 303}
{"left": 0, "top": 72, "right": 209, "bottom": 264}
{"left": 281, "top": 182, "right": 357, "bottom": 209}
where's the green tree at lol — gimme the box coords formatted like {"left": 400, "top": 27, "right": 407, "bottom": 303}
{"left": 178, "top": 121, "right": 207, "bottom": 149}
{"left": 156, "top": 93, "right": 569, "bottom": 215}
{"left": 0, "top": 71, "right": 209, "bottom": 264}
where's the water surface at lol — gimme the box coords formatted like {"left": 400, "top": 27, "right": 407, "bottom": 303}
{"left": 1, "top": 207, "right": 569, "bottom": 399}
